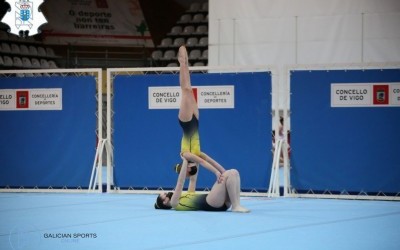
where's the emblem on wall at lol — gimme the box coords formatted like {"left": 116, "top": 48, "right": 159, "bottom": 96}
{"left": 1, "top": 0, "right": 47, "bottom": 37}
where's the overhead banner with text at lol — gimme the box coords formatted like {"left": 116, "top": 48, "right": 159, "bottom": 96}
{"left": 42, "top": 0, "right": 154, "bottom": 46}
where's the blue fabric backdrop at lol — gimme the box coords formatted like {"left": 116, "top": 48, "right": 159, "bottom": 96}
{"left": 0, "top": 76, "right": 97, "bottom": 188}
{"left": 113, "top": 72, "right": 272, "bottom": 191}
{"left": 291, "top": 69, "right": 400, "bottom": 194}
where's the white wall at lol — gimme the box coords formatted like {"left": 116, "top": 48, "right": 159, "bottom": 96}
{"left": 209, "top": 0, "right": 400, "bottom": 109}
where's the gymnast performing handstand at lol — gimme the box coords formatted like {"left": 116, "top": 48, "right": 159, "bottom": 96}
{"left": 156, "top": 156, "right": 250, "bottom": 213}
{"left": 175, "top": 45, "right": 226, "bottom": 189}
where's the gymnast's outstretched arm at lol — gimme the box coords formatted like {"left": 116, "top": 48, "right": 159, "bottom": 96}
{"left": 188, "top": 166, "right": 199, "bottom": 192}
{"left": 182, "top": 151, "right": 224, "bottom": 183}
{"left": 170, "top": 157, "right": 189, "bottom": 208}
{"left": 200, "top": 152, "right": 226, "bottom": 174}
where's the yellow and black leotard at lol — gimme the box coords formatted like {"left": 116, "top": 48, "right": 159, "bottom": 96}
{"left": 175, "top": 193, "right": 228, "bottom": 211}
{"left": 179, "top": 115, "right": 201, "bottom": 156}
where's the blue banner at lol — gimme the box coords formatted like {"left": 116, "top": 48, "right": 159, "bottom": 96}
{"left": 0, "top": 76, "right": 97, "bottom": 188}
{"left": 113, "top": 72, "right": 272, "bottom": 191}
{"left": 291, "top": 69, "right": 400, "bottom": 194}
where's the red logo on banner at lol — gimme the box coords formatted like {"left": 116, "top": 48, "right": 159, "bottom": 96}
{"left": 373, "top": 85, "right": 389, "bottom": 105}
{"left": 16, "top": 91, "right": 29, "bottom": 108}
{"left": 192, "top": 88, "right": 198, "bottom": 103}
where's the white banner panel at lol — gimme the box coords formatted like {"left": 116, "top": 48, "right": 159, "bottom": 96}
{"left": 0, "top": 89, "right": 62, "bottom": 111}
{"left": 148, "top": 87, "right": 180, "bottom": 109}
{"left": 42, "top": 0, "right": 153, "bottom": 47}
{"left": 148, "top": 86, "right": 234, "bottom": 109}
{"left": 331, "top": 83, "right": 400, "bottom": 107}
{"left": 390, "top": 84, "right": 400, "bottom": 105}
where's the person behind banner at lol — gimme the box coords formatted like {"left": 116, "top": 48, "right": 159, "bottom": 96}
{"left": 272, "top": 116, "right": 291, "bottom": 166}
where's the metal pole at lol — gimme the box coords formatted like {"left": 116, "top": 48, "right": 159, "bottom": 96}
{"left": 218, "top": 19, "right": 221, "bottom": 65}
{"left": 295, "top": 16, "right": 298, "bottom": 64}
{"left": 361, "top": 13, "right": 365, "bottom": 63}
{"left": 106, "top": 69, "right": 113, "bottom": 192}
{"left": 233, "top": 18, "right": 236, "bottom": 65}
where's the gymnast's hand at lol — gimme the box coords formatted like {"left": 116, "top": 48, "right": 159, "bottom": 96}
{"left": 180, "top": 154, "right": 186, "bottom": 161}
{"left": 216, "top": 172, "right": 224, "bottom": 184}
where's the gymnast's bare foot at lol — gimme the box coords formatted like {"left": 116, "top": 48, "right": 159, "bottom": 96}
{"left": 232, "top": 206, "right": 250, "bottom": 213}
{"left": 178, "top": 45, "right": 189, "bottom": 66}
